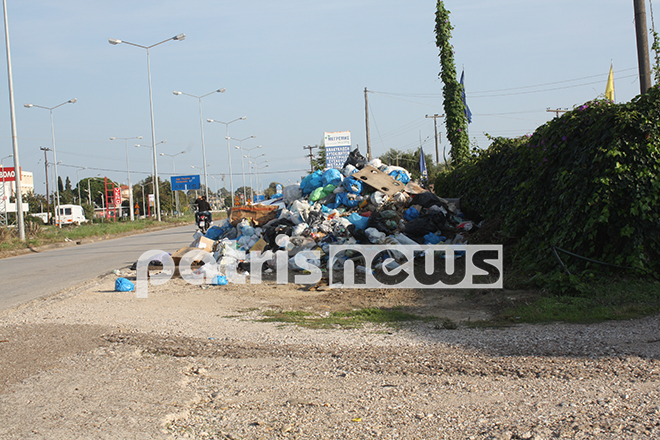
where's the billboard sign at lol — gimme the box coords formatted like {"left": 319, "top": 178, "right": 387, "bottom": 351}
{"left": 0, "top": 167, "right": 21, "bottom": 182}
{"left": 171, "top": 174, "right": 201, "bottom": 191}
{"left": 113, "top": 187, "right": 122, "bottom": 207}
{"left": 323, "top": 131, "right": 351, "bottom": 169}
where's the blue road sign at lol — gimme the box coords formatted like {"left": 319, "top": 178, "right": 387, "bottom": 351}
{"left": 171, "top": 174, "right": 201, "bottom": 191}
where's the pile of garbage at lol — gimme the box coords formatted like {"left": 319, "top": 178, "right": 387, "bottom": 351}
{"left": 178, "top": 148, "right": 479, "bottom": 279}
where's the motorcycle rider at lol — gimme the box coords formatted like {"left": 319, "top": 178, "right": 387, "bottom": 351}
{"left": 194, "top": 195, "right": 212, "bottom": 225}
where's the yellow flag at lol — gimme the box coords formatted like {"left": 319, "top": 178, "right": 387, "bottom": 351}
{"left": 605, "top": 63, "right": 614, "bottom": 102}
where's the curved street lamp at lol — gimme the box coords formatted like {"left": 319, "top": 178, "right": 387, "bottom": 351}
{"left": 173, "top": 88, "right": 225, "bottom": 200}
{"left": 109, "top": 33, "right": 186, "bottom": 221}
{"left": 206, "top": 116, "right": 247, "bottom": 207}
{"left": 24, "top": 98, "right": 77, "bottom": 227}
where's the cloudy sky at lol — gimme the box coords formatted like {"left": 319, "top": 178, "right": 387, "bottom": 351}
{"left": 0, "top": 0, "right": 652, "bottom": 197}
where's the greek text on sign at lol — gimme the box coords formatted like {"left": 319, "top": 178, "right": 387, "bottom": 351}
{"left": 324, "top": 131, "right": 351, "bottom": 169}
{"left": 171, "top": 175, "right": 201, "bottom": 191}
{"left": 323, "top": 131, "right": 351, "bottom": 148}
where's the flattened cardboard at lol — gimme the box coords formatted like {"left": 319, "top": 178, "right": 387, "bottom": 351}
{"left": 352, "top": 165, "right": 405, "bottom": 196}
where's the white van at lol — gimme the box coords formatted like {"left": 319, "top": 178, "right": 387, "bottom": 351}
{"left": 56, "top": 204, "right": 88, "bottom": 226}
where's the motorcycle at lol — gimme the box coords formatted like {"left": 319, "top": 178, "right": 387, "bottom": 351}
{"left": 196, "top": 211, "right": 211, "bottom": 234}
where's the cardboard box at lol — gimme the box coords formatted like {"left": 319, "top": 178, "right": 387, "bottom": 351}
{"left": 229, "top": 205, "right": 279, "bottom": 226}
{"left": 190, "top": 236, "right": 216, "bottom": 252}
{"left": 352, "top": 165, "right": 406, "bottom": 196}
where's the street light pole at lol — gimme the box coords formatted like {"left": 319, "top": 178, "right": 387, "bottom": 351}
{"left": 24, "top": 98, "right": 77, "bottom": 227}
{"left": 75, "top": 166, "right": 87, "bottom": 205}
{"left": 173, "top": 88, "right": 225, "bottom": 201}
{"left": 109, "top": 33, "right": 186, "bottom": 222}
{"left": 160, "top": 150, "right": 186, "bottom": 215}
{"left": 206, "top": 116, "right": 247, "bottom": 207}
{"left": 230, "top": 137, "right": 257, "bottom": 204}
{"left": 135, "top": 140, "right": 166, "bottom": 216}
{"left": 110, "top": 136, "right": 142, "bottom": 221}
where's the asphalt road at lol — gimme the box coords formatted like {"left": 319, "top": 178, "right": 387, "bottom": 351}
{"left": 0, "top": 224, "right": 198, "bottom": 311}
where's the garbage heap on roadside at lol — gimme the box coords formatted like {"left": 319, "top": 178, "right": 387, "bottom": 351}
{"left": 176, "top": 148, "right": 479, "bottom": 279}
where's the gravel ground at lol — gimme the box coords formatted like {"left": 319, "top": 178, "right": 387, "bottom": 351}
{"left": 0, "top": 272, "right": 659, "bottom": 439}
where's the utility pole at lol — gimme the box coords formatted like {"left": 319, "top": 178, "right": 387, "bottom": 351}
{"left": 303, "top": 145, "right": 317, "bottom": 173}
{"left": 634, "top": 0, "right": 652, "bottom": 93}
{"left": 364, "top": 87, "right": 371, "bottom": 160}
{"left": 425, "top": 114, "right": 444, "bottom": 164}
{"left": 40, "top": 147, "right": 51, "bottom": 224}
{"left": 546, "top": 108, "right": 569, "bottom": 118}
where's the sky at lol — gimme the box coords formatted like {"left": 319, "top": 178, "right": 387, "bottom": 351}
{"left": 0, "top": 0, "right": 654, "bottom": 200}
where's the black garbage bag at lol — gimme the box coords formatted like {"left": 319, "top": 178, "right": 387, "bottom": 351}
{"left": 343, "top": 147, "right": 368, "bottom": 170}
{"left": 347, "top": 224, "right": 371, "bottom": 244}
{"left": 366, "top": 211, "right": 390, "bottom": 234}
{"left": 411, "top": 192, "right": 446, "bottom": 210}
{"left": 403, "top": 211, "right": 447, "bottom": 244}
{"left": 262, "top": 218, "right": 296, "bottom": 251}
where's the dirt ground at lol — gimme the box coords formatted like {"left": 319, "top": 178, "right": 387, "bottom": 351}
{"left": 1, "top": 268, "right": 659, "bottom": 440}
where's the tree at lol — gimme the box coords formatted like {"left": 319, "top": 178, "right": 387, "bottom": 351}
{"left": 435, "top": 1, "right": 470, "bottom": 166}
{"left": 378, "top": 148, "right": 440, "bottom": 182}
{"left": 263, "top": 181, "right": 282, "bottom": 199}
{"left": 311, "top": 144, "right": 326, "bottom": 171}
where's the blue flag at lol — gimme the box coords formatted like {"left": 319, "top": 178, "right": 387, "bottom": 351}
{"left": 420, "top": 145, "right": 428, "bottom": 181}
{"left": 460, "top": 69, "right": 473, "bottom": 124}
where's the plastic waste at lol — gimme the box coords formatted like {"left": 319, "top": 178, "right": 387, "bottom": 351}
{"left": 115, "top": 277, "right": 135, "bottom": 292}
{"left": 347, "top": 212, "right": 369, "bottom": 230}
{"left": 321, "top": 168, "right": 343, "bottom": 186}
{"left": 365, "top": 227, "right": 385, "bottom": 243}
{"left": 404, "top": 206, "right": 420, "bottom": 222}
{"left": 369, "top": 191, "right": 388, "bottom": 206}
{"left": 210, "top": 275, "right": 228, "bottom": 285}
{"left": 300, "top": 170, "right": 323, "bottom": 195}
{"left": 309, "top": 184, "right": 336, "bottom": 202}
{"left": 237, "top": 218, "right": 256, "bottom": 237}
{"left": 342, "top": 176, "right": 363, "bottom": 194}
{"left": 283, "top": 184, "right": 303, "bottom": 203}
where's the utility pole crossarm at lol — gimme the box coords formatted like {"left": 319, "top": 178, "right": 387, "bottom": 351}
{"left": 303, "top": 145, "right": 317, "bottom": 173}
{"left": 425, "top": 114, "right": 444, "bottom": 164}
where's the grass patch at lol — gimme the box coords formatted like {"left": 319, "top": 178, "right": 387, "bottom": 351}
{"left": 0, "top": 212, "right": 228, "bottom": 253}
{"left": 259, "top": 307, "right": 430, "bottom": 329}
{"left": 497, "top": 277, "right": 660, "bottom": 324}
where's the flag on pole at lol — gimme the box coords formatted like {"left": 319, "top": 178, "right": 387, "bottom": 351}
{"left": 419, "top": 145, "right": 428, "bottom": 181}
{"left": 605, "top": 63, "right": 615, "bottom": 102}
{"left": 460, "top": 69, "right": 473, "bottom": 123}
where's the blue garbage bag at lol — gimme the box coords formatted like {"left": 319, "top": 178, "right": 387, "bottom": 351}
{"left": 300, "top": 170, "right": 323, "bottom": 196}
{"left": 342, "top": 176, "right": 363, "bottom": 194}
{"left": 347, "top": 212, "right": 369, "bottom": 230}
{"left": 389, "top": 169, "right": 410, "bottom": 184}
{"left": 335, "top": 192, "right": 360, "bottom": 208}
{"left": 321, "top": 168, "right": 343, "bottom": 186}
{"left": 211, "top": 275, "right": 228, "bottom": 285}
{"left": 115, "top": 277, "right": 135, "bottom": 292}
{"left": 403, "top": 206, "right": 420, "bottom": 222}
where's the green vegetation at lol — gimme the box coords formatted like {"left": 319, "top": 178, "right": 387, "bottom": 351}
{"left": 259, "top": 307, "right": 433, "bottom": 329}
{"left": 435, "top": 0, "right": 470, "bottom": 166}
{"left": 436, "top": 87, "right": 660, "bottom": 279}
{"left": 498, "top": 278, "right": 660, "bottom": 324}
{"left": 0, "top": 212, "right": 219, "bottom": 253}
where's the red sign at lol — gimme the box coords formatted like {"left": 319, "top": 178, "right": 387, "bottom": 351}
{"left": 0, "top": 167, "right": 21, "bottom": 182}
{"left": 113, "top": 187, "right": 122, "bottom": 207}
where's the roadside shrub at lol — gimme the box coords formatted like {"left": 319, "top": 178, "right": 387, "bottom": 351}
{"left": 436, "top": 86, "right": 660, "bottom": 275}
